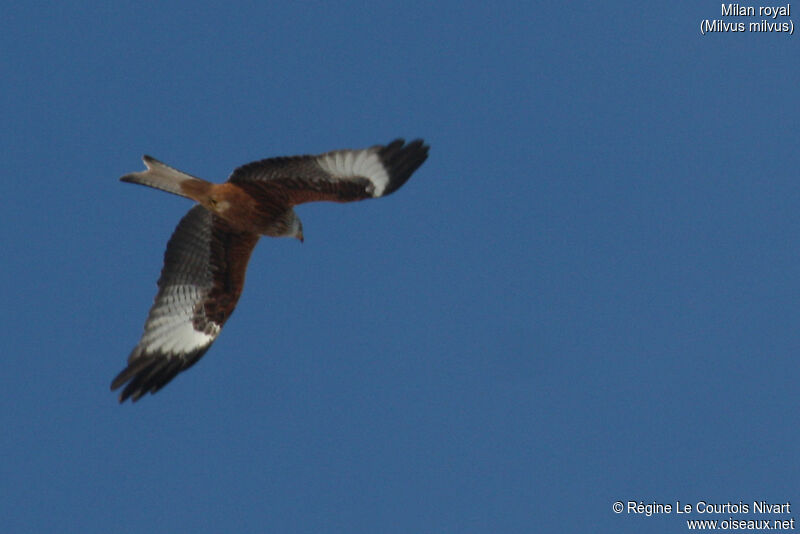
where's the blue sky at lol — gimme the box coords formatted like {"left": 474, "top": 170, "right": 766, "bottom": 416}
{"left": 2, "top": 2, "right": 798, "bottom": 532}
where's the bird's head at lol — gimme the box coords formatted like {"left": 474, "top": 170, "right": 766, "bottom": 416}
{"left": 290, "top": 213, "right": 304, "bottom": 243}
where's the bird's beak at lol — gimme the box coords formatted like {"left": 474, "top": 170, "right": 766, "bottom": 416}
{"left": 297, "top": 231, "right": 304, "bottom": 243}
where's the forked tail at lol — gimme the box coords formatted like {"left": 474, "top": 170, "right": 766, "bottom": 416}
{"left": 120, "top": 155, "right": 211, "bottom": 199}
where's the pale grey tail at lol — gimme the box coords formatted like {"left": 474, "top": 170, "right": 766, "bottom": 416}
{"left": 120, "top": 155, "right": 209, "bottom": 199}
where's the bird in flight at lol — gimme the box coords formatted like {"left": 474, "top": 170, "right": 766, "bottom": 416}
{"left": 111, "top": 139, "right": 429, "bottom": 402}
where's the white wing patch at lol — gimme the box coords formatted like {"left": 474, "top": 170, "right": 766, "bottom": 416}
{"left": 133, "top": 284, "right": 218, "bottom": 357}
{"left": 316, "top": 148, "right": 390, "bottom": 197}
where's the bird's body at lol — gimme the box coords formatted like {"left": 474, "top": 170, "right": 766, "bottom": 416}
{"left": 112, "top": 139, "right": 428, "bottom": 402}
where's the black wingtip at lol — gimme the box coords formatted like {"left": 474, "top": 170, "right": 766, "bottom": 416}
{"left": 111, "top": 350, "right": 207, "bottom": 403}
{"left": 379, "top": 138, "right": 430, "bottom": 196}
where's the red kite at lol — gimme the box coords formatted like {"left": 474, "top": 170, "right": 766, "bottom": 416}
{"left": 111, "top": 139, "right": 429, "bottom": 402}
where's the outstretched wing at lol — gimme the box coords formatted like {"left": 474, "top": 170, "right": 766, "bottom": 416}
{"left": 227, "top": 139, "right": 429, "bottom": 205}
{"left": 111, "top": 205, "right": 260, "bottom": 402}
